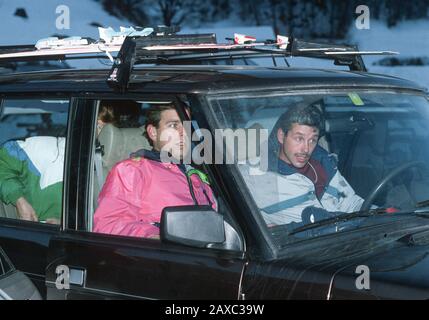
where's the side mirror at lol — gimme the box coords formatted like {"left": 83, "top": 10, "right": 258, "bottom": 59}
{"left": 160, "top": 205, "right": 225, "bottom": 248}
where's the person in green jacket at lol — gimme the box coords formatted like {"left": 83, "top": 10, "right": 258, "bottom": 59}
{"left": 0, "top": 101, "right": 125, "bottom": 224}
{"left": 0, "top": 136, "right": 65, "bottom": 224}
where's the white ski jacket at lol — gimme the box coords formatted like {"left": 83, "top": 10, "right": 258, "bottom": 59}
{"left": 240, "top": 146, "right": 364, "bottom": 225}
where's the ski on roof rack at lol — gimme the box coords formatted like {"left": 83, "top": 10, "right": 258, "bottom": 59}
{"left": 0, "top": 25, "right": 398, "bottom": 91}
{"left": 0, "top": 25, "right": 189, "bottom": 62}
{"left": 106, "top": 32, "right": 398, "bottom": 90}
{"left": 0, "top": 26, "right": 157, "bottom": 62}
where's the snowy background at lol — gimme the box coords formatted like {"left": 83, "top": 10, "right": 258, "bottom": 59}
{"left": 0, "top": 0, "right": 428, "bottom": 89}
{"left": 349, "top": 19, "right": 429, "bottom": 89}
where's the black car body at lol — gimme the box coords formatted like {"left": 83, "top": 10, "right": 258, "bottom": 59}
{"left": 0, "top": 245, "right": 41, "bottom": 299}
{"left": 0, "top": 59, "right": 429, "bottom": 300}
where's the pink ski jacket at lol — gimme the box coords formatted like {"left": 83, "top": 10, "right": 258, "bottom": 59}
{"left": 93, "top": 150, "right": 216, "bottom": 238}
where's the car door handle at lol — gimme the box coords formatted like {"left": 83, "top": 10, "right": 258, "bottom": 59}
{"left": 69, "top": 267, "right": 86, "bottom": 287}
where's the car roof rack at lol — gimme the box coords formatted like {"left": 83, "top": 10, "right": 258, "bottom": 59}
{"left": 106, "top": 28, "right": 397, "bottom": 91}
{"left": 0, "top": 25, "right": 398, "bottom": 92}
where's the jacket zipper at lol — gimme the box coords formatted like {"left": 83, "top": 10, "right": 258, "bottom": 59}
{"left": 185, "top": 173, "right": 199, "bottom": 205}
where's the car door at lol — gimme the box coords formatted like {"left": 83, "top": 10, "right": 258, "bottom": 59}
{"left": 0, "top": 96, "right": 71, "bottom": 298}
{"left": 44, "top": 97, "right": 247, "bottom": 299}
{"left": 46, "top": 233, "right": 246, "bottom": 299}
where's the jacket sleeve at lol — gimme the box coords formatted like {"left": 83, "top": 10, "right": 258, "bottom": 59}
{"left": 93, "top": 160, "right": 159, "bottom": 238}
{"left": 333, "top": 171, "right": 364, "bottom": 213}
{"left": 0, "top": 143, "right": 26, "bottom": 205}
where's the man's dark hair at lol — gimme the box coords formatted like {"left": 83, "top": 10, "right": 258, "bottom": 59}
{"left": 143, "top": 104, "right": 177, "bottom": 145}
{"left": 278, "top": 102, "right": 325, "bottom": 135}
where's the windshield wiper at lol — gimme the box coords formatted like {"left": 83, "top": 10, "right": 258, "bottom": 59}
{"left": 288, "top": 208, "right": 396, "bottom": 235}
{"left": 412, "top": 199, "right": 429, "bottom": 217}
{"left": 415, "top": 199, "right": 429, "bottom": 209}
{"left": 289, "top": 205, "right": 429, "bottom": 236}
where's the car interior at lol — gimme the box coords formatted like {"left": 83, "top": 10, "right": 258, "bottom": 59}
{"left": 90, "top": 100, "right": 153, "bottom": 225}
{"left": 0, "top": 99, "right": 68, "bottom": 221}
{"left": 230, "top": 94, "right": 429, "bottom": 220}
{"left": 89, "top": 99, "right": 244, "bottom": 251}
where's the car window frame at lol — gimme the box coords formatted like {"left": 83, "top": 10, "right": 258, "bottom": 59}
{"left": 204, "top": 87, "right": 429, "bottom": 259}
{"left": 71, "top": 94, "right": 246, "bottom": 255}
{"left": 0, "top": 95, "right": 71, "bottom": 230}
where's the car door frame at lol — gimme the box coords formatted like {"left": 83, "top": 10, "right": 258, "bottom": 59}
{"left": 190, "top": 90, "right": 351, "bottom": 299}
{"left": 0, "top": 94, "right": 75, "bottom": 298}
{"left": 45, "top": 95, "right": 248, "bottom": 299}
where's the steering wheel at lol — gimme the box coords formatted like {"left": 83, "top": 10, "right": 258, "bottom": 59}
{"left": 360, "top": 161, "right": 425, "bottom": 211}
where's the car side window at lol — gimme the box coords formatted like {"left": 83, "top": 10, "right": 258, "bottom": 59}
{"left": 0, "top": 99, "right": 69, "bottom": 225}
{"left": 89, "top": 99, "right": 149, "bottom": 231}
{"left": 87, "top": 99, "right": 243, "bottom": 251}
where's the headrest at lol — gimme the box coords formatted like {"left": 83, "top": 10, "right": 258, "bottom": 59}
{"left": 98, "top": 124, "right": 125, "bottom": 169}
{"left": 121, "top": 126, "right": 152, "bottom": 155}
{"left": 98, "top": 124, "right": 152, "bottom": 170}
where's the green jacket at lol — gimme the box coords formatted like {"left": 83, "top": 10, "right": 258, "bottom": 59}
{"left": 0, "top": 136, "right": 65, "bottom": 221}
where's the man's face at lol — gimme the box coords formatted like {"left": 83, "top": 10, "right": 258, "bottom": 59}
{"left": 147, "top": 109, "right": 189, "bottom": 160}
{"left": 277, "top": 123, "right": 319, "bottom": 168}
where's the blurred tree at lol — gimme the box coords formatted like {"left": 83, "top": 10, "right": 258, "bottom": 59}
{"left": 97, "top": 0, "right": 149, "bottom": 26}
{"left": 154, "top": 0, "right": 187, "bottom": 26}
{"left": 187, "top": 0, "right": 231, "bottom": 27}
{"left": 94, "top": 0, "right": 429, "bottom": 38}
{"left": 385, "top": 0, "right": 401, "bottom": 27}
{"left": 238, "top": 0, "right": 263, "bottom": 26}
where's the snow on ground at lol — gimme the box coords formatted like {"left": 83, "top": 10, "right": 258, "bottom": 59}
{"left": 188, "top": 20, "right": 429, "bottom": 91}
{"left": 186, "top": 20, "right": 429, "bottom": 92}
{"left": 0, "top": 0, "right": 130, "bottom": 68}
{"left": 0, "top": 0, "right": 428, "bottom": 91}
{"left": 0, "top": 0, "right": 126, "bottom": 44}
{"left": 348, "top": 19, "right": 429, "bottom": 90}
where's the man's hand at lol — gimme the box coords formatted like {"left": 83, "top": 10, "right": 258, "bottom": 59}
{"left": 16, "top": 197, "right": 38, "bottom": 222}
{"left": 45, "top": 218, "right": 60, "bottom": 225}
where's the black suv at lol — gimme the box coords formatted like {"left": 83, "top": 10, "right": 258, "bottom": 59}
{"left": 1, "top": 28, "right": 429, "bottom": 300}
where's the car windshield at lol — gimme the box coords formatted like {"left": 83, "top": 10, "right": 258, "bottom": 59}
{"left": 208, "top": 89, "right": 429, "bottom": 245}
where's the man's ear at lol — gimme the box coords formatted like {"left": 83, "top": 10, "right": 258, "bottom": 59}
{"left": 146, "top": 124, "right": 157, "bottom": 144}
{"left": 277, "top": 128, "right": 285, "bottom": 144}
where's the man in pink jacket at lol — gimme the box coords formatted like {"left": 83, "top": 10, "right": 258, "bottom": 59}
{"left": 93, "top": 104, "right": 216, "bottom": 238}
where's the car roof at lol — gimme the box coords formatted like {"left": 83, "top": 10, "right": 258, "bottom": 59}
{"left": 0, "top": 65, "right": 425, "bottom": 95}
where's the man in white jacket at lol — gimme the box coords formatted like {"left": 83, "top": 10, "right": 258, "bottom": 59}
{"left": 242, "top": 103, "right": 364, "bottom": 227}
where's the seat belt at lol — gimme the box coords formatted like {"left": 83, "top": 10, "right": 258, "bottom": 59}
{"left": 94, "top": 140, "right": 104, "bottom": 189}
